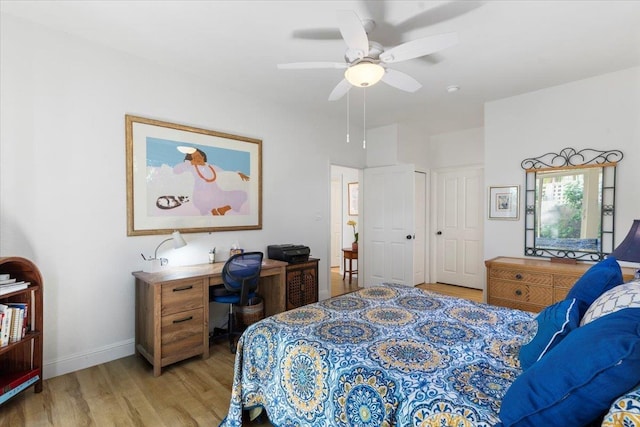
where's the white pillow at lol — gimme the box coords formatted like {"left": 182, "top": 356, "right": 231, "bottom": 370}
{"left": 581, "top": 279, "right": 640, "bottom": 326}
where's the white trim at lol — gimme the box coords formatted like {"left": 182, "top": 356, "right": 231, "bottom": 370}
{"left": 43, "top": 339, "right": 135, "bottom": 379}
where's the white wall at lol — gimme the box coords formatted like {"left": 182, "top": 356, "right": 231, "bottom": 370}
{"left": 0, "top": 14, "right": 364, "bottom": 378}
{"left": 429, "top": 127, "right": 484, "bottom": 169}
{"left": 365, "top": 124, "right": 399, "bottom": 167}
{"left": 398, "top": 121, "right": 430, "bottom": 172}
{"left": 484, "top": 66, "right": 640, "bottom": 262}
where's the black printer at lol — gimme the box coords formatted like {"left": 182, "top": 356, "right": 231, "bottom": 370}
{"left": 268, "top": 244, "right": 310, "bottom": 263}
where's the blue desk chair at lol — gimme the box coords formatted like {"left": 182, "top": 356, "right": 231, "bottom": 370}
{"left": 210, "top": 251, "right": 263, "bottom": 352}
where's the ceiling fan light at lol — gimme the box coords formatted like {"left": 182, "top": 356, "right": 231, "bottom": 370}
{"left": 344, "top": 63, "right": 384, "bottom": 87}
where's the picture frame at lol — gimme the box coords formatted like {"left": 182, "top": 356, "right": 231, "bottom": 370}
{"left": 488, "top": 185, "right": 519, "bottom": 220}
{"left": 348, "top": 182, "right": 359, "bottom": 216}
{"left": 126, "top": 115, "right": 262, "bottom": 236}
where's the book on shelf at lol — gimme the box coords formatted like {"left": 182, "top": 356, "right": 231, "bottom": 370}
{"left": 0, "top": 369, "right": 40, "bottom": 394}
{"left": 0, "top": 304, "right": 12, "bottom": 346}
{"left": 0, "top": 281, "right": 29, "bottom": 296}
{"left": 7, "top": 302, "right": 29, "bottom": 338}
{"left": 0, "top": 371, "right": 40, "bottom": 405}
{"left": 8, "top": 306, "right": 24, "bottom": 343}
{"left": 0, "top": 280, "right": 28, "bottom": 287}
{"left": 0, "top": 278, "right": 16, "bottom": 285}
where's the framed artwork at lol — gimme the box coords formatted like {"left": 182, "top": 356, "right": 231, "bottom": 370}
{"left": 489, "top": 185, "right": 519, "bottom": 220}
{"left": 126, "top": 115, "right": 262, "bottom": 236}
{"left": 348, "top": 182, "right": 359, "bottom": 216}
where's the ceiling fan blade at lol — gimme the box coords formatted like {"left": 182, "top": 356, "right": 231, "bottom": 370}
{"left": 277, "top": 62, "right": 347, "bottom": 70}
{"left": 396, "top": 1, "right": 483, "bottom": 34}
{"left": 292, "top": 28, "right": 342, "bottom": 40}
{"left": 336, "top": 10, "right": 369, "bottom": 56}
{"left": 381, "top": 69, "right": 422, "bottom": 92}
{"left": 328, "top": 79, "right": 352, "bottom": 101}
{"left": 379, "top": 32, "right": 458, "bottom": 63}
{"left": 362, "top": 1, "right": 386, "bottom": 23}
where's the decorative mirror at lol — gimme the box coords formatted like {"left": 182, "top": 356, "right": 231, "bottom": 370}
{"left": 521, "top": 147, "right": 623, "bottom": 261}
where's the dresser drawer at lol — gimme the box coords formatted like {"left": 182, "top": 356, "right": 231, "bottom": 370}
{"left": 554, "top": 274, "right": 580, "bottom": 288}
{"left": 490, "top": 268, "right": 553, "bottom": 286}
{"left": 161, "top": 308, "right": 204, "bottom": 361}
{"left": 489, "top": 279, "right": 553, "bottom": 306}
{"left": 161, "top": 279, "right": 204, "bottom": 316}
{"left": 554, "top": 287, "right": 571, "bottom": 302}
{"left": 488, "top": 297, "right": 546, "bottom": 313}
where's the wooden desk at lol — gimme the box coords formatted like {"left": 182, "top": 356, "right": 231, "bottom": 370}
{"left": 342, "top": 248, "right": 358, "bottom": 284}
{"left": 132, "top": 259, "right": 287, "bottom": 376}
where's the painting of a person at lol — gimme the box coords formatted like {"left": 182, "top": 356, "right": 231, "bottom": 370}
{"left": 173, "top": 147, "right": 249, "bottom": 216}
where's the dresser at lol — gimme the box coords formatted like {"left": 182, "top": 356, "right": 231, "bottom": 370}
{"left": 485, "top": 257, "right": 637, "bottom": 312}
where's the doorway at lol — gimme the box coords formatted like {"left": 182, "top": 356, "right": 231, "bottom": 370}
{"left": 330, "top": 165, "right": 361, "bottom": 296}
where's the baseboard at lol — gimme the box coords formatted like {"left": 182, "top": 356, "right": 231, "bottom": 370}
{"left": 43, "top": 338, "right": 135, "bottom": 379}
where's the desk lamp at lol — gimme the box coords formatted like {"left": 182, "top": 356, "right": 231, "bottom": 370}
{"left": 610, "top": 220, "right": 640, "bottom": 279}
{"left": 153, "top": 231, "right": 187, "bottom": 265}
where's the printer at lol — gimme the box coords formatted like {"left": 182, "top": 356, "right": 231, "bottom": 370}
{"left": 268, "top": 244, "right": 310, "bottom": 264}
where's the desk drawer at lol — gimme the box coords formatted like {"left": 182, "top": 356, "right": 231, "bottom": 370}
{"left": 161, "top": 308, "right": 203, "bottom": 360}
{"left": 490, "top": 268, "right": 553, "bottom": 286}
{"left": 489, "top": 279, "right": 553, "bottom": 306}
{"left": 161, "top": 279, "right": 204, "bottom": 316}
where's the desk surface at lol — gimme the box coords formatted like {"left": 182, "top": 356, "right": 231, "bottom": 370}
{"left": 132, "top": 259, "right": 287, "bottom": 284}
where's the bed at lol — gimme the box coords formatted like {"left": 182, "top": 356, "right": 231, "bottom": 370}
{"left": 220, "top": 284, "right": 534, "bottom": 426}
{"left": 221, "top": 274, "right": 640, "bottom": 427}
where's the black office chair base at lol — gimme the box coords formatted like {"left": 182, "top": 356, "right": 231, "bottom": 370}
{"left": 209, "top": 310, "right": 243, "bottom": 353}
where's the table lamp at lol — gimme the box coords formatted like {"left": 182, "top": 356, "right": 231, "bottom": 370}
{"left": 153, "top": 230, "right": 187, "bottom": 264}
{"left": 610, "top": 219, "right": 640, "bottom": 279}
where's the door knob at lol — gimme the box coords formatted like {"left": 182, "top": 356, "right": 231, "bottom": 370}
{"left": 436, "top": 231, "right": 442, "bottom": 235}
{"left": 406, "top": 235, "right": 413, "bottom": 240}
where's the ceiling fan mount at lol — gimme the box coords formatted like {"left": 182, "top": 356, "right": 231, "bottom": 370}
{"left": 344, "top": 40, "right": 383, "bottom": 63}
{"left": 278, "top": 10, "right": 458, "bottom": 101}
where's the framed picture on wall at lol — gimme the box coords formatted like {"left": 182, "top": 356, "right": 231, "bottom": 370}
{"left": 489, "top": 185, "right": 519, "bottom": 220}
{"left": 348, "top": 182, "right": 359, "bottom": 216}
{"left": 125, "top": 115, "right": 262, "bottom": 236}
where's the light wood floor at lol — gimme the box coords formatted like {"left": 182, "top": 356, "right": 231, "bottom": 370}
{"left": 0, "top": 281, "right": 482, "bottom": 426}
{"left": 330, "top": 266, "right": 361, "bottom": 296}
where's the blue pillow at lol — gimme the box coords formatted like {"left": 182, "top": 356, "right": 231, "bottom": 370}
{"left": 518, "top": 298, "right": 579, "bottom": 370}
{"left": 499, "top": 308, "right": 640, "bottom": 427}
{"left": 565, "top": 257, "right": 623, "bottom": 317}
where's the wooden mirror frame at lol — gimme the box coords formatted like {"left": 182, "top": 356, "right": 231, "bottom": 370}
{"left": 521, "top": 147, "right": 623, "bottom": 261}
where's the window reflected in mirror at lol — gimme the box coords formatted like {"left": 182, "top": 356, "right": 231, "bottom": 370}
{"left": 535, "top": 167, "right": 602, "bottom": 252}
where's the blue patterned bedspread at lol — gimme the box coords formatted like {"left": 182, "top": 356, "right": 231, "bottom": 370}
{"left": 221, "top": 284, "right": 535, "bottom": 426}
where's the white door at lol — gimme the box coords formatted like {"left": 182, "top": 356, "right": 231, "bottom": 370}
{"left": 364, "top": 164, "right": 415, "bottom": 286}
{"left": 330, "top": 178, "right": 342, "bottom": 267}
{"left": 414, "top": 172, "right": 427, "bottom": 285}
{"left": 434, "top": 167, "right": 484, "bottom": 289}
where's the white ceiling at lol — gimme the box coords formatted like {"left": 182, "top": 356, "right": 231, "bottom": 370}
{"left": 3, "top": 0, "right": 640, "bottom": 136}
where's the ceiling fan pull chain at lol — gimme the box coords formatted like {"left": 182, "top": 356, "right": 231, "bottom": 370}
{"left": 346, "top": 90, "right": 350, "bottom": 143}
{"left": 363, "top": 88, "right": 366, "bottom": 149}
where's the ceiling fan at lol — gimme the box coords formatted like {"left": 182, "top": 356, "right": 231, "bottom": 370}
{"left": 277, "top": 10, "right": 459, "bottom": 101}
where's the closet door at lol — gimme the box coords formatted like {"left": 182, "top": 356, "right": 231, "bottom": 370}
{"left": 434, "top": 167, "right": 484, "bottom": 289}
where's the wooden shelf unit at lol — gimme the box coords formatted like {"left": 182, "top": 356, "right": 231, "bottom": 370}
{"left": 0, "top": 257, "right": 44, "bottom": 404}
{"left": 485, "top": 256, "right": 637, "bottom": 312}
